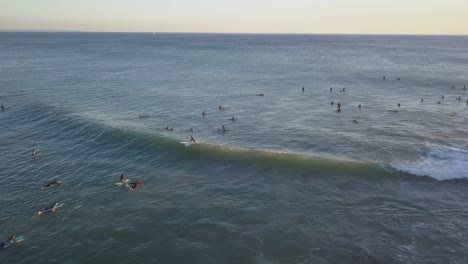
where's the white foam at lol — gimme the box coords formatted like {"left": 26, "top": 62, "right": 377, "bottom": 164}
{"left": 392, "top": 145, "right": 468, "bottom": 180}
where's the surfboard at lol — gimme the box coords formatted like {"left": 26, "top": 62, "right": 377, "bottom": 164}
{"left": 56, "top": 203, "right": 64, "bottom": 209}
{"left": 115, "top": 179, "right": 130, "bottom": 186}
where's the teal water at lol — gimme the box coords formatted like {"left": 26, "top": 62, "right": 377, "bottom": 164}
{"left": 0, "top": 32, "right": 467, "bottom": 263}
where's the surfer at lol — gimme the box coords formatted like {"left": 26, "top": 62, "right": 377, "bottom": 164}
{"left": 442, "top": 95, "right": 444, "bottom": 100}
{"left": 164, "top": 126, "right": 174, "bottom": 131}
{"left": 397, "top": 103, "right": 401, "bottom": 107}
{"left": 129, "top": 180, "right": 142, "bottom": 191}
{"left": 1, "top": 104, "right": 4, "bottom": 110}
{"left": 256, "top": 93, "right": 265, "bottom": 96}
{"left": 138, "top": 114, "right": 149, "bottom": 119}
{"left": 32, "top": 149, "right": 37, "bottom": 157}
{"left": 397, "top": 77, "right": 400, "bottom": 81}
{"left": 437, "top": 101, "right": 441, "bottom": 104}
{"left": 202, "top": 111, "right": 206, "bottom": 117}
{"left": 383, "top": 76, "right": 386, "bottom": 80}
{"left": 189, "top": 127, "right": 194, "bottom": 133}
{"left": 353, "top": 119, "right": 358, "bottom": 123}
{"left": 342, "top": 87, "right": 346, "bottom": 92}
{"left": 36, "top": 201, "right": 60, "bottom": 215}
{"left": 230, "top": 116, "right": 236, "bottom": 122}
{"left": 358, "top": 104, "right": 361, "bottom": 108}
{"left": 1, "top": 235, "right": 16, "bottom": 248}
{"left": 41, "top": 179, "right": 60, "bottom": 190}
{"left": 331, "top": 101, "right": 334, "bottom": 105}
{"left": 302, "top": 87, "right": 304, "bottom": 92}
{"left": 421, "top": 98, "right": 424, "bottom": 102}
{"left": 330, "top": 87, "right": 333, "bottom": 92}
{"left": 120, "top": 173, "right": 127, "bottom": 183}
{"left": 190, "top": 135, "right": 197, "bottom": 143}
{"left": 221, "top": 125, "right": 227, "bottom": 132}
{"left": 218, "top": 105, "right": 224, "bottom": 111}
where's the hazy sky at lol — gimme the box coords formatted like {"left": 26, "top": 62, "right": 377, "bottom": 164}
{"left": 1, "top": 0, "right": 467, "bottom": 34}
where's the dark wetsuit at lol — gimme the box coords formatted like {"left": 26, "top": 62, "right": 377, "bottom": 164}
{"left": 42, "top": 180, "right": 59, "bottom": 189}
{"left": 130, "top": 181, "right": 141, "bottom": 190}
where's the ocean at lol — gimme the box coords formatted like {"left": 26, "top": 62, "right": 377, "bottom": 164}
{"left": 0, "top": 32, "right": 467, "bottom": 263}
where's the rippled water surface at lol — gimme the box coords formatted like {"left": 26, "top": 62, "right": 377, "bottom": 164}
{"left": 0, "top": 32, "right": 467, "bottom": 263}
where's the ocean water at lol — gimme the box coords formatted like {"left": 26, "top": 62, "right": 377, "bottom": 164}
{"left": 0, "top": 32, "right": 467, "bottom": 263}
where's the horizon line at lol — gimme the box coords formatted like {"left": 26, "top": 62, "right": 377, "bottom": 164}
{"left": 1, "top": 29, "right": 467, "bottom": 37}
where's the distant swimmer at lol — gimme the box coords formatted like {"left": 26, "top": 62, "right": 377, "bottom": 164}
{"left": 466, "top": 99, "right": 468, "bottom": 105}
{"left": 397, "top": 103, "right": 401, "bottom": 107}
{"left": 256, "top": 93, "right": 265, "bottom": 96}
{"left": 421, "top": 98, "right": 424, "bottom": 102}
{"left": 32, "top": 149, "right": 37, "bottom": 157}
{"left": 190, "top": 135, "right": 197, "bottom": 143}
{"left": 397, "top": 77, "right": 401, "bottom": 81}
{"left": 358, "top": 104, "right": 361, "bottom": 108}
{"left": 202, "top": 111, "right": 206, "bottom": 117}
{"left": 36, "top": 201, "right": 60, "bottom": 215}
{"left": 41, "top": 179, "right": 60, "bottom": 190}
{"left": 137, "top": 114, "right": 149, "bottom": 119}
{"left": 464, "top": 85, "right": 466, "bottom": 90}
{"left": 1, "top": 104, "right": 4, "bottom": 110}
{"left": 302, "top": 87, "right": 304, "bottom": 92}
{"left": 331, "top": 101, "right": 334, "bottom": 105}
{"left": 230, "top": 116, "right": 236, "bottom": 122}
{"left": 342, "top": 87, "right": 346, "bottom": 92}
{"left": 442, "top": 95, "right": 445, "bottom": 100}
{"left": 189, "top": 127, "right": 194, "bottom": 133}
{"left": 457, "top": 96, "right": 462, "bottom": 101}
{"left": 383, "top": 76, "right": 386, "bottom": 80}
{"left": 352, "top": 119, "right": 358, "bottom": 123}
{"left": 129, "top": 180, "right": 142, "bottom": 191}
{"left": 163, "top": 126, "right": 174, "bottom": 131}
{"left": 218, "top": 105, "right": 224, "bottom": 111}
{"left": 451, "top": 85, "right": 454, "bottom": 89}
{"left": 339, "top": 89, "right": 342, "bottom": 92}
{"left": 437, "top": 101, "right": 441, "bottom": 104}
{"left": 220, "top": 125, "right": 227, "bottom": 132}
{"left": 330, "top": 87, "right": 333, "bottom": 92}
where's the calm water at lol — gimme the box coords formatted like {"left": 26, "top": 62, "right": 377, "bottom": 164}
{"left": 0, "top": 32, "right": 467, "bottom": 263}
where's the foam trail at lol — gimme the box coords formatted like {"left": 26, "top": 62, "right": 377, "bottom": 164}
{"left": 393, "top": 145, "right": 468, "bottom": 180}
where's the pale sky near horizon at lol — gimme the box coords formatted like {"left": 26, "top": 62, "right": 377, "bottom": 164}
{"left": 1, "top": 0, "right": 467, "bottom": 35}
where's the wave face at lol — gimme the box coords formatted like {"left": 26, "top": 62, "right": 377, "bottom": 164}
{"left": 1, "top": 33, "right": 468, "bottom": 264}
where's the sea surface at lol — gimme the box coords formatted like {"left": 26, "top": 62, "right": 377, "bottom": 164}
{"left": 0, "top": 32, "right": 467, "bottom": 263}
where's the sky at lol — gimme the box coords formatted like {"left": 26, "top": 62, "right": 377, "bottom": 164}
{"left": 1, "top": 0, "right": 467, "bottom": 35}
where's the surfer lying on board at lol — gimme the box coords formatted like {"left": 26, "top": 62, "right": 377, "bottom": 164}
{"left": 36, "top": 201, "right": 60, "bottom": 215}
{"left": 163, "top": 126, "right": 174, "bottom": 131}
{"left": 138, "top": 114, "right": 150, "bottom": 119}
{"left": 129, "top": 180, "right": 142, "bottom": 191}
{"left": 1, "top": 235, "right": 16, "bottom": 248}
{"left": 41, "top": 179, "right": 60, "bottom": 190}
{"left": 120, "top": 173, "right": 127, "bottom": 183}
